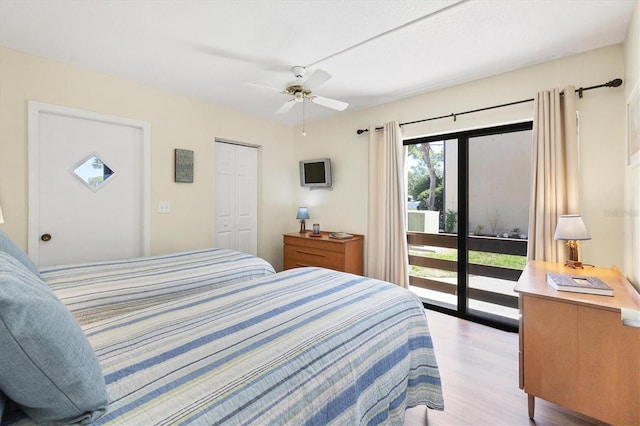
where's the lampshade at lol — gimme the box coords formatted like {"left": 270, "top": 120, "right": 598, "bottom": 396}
{"left": 554, "top": 214, "right": 590, "bottom": 241}
{"left": 296, "top": 207, "right": 310, "bottom": 220}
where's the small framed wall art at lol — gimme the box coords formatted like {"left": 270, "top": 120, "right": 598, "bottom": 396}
{"left": 175, "top": 149, "right": 194, "bottom": 183}
{"left": 627, "top": 82, "right": 639, "bottom": 167}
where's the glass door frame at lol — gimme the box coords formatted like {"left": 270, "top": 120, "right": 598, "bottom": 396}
{"left": 405, "top": 121, "right": 533, "bottom": 331}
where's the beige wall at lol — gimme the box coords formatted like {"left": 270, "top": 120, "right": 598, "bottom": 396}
{"left": 1, "top": 25, "right": 636, "bottom": 283}
{"left": 0, "top": 47, "right": 295, "bottom": 269}
{"left": 624, "top": 0, "right": 640, "bottom": 290}
{"left": 293, "top": 44, "right": 629, "bottom": 276}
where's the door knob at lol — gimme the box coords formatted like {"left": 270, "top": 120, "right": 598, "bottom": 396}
{"left": 40, "top": 233, "right": 52, "bottom": 242}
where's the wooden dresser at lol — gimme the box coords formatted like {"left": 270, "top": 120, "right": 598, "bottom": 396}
{"left": 514, "top": 261, "right": 640, "bottom": 425}
{"left": 283, "top": 231, "right": 364, "bottom": 275}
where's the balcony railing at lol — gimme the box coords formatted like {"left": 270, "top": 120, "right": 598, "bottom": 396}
{"left": 407, "top": 232, "right": 528, "bottom": 309}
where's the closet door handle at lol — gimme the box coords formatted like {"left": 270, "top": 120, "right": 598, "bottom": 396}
{"left": 41, "top": 233, "right": 52, "bottom": 242}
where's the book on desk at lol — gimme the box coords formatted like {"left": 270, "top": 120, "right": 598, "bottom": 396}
{"left": 546, "top": 273, "right": 614, "bottom": 296}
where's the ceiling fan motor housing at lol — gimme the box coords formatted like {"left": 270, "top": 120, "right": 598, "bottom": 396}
{"left": 291, "top": 66, "right": 306, "bottom": 79}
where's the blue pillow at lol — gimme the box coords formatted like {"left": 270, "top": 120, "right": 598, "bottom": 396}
{"left": 0, "top": 231, "right": 39, "bottom": 276}
{"left": 0, "top": 252, "right": 108, "bottom": 424}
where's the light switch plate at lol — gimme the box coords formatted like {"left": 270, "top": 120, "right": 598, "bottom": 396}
{"left": 158, "top": 201, "right": 171, "bottom": 214}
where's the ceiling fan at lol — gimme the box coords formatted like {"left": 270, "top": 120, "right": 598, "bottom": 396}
{"left": 245, "top": 66, "right": 348, "bottom": 115}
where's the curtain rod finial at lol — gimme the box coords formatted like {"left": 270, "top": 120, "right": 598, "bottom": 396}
{"left": 356, "top": 129, "right": 369, "bottom": 135}
{"left": 608, "top": 78, "right": 623, "bottom": 88}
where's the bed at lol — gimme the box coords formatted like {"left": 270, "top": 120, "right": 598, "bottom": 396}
{"left": 40, "top": 248, "right": 276, "bottom": 325}
{"left": 0, "top": 233, "right": 444, "bottom": 425}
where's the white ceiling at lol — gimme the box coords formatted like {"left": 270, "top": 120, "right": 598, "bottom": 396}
{"left": 0, "top": 0, "right": 635, "bottom": 126}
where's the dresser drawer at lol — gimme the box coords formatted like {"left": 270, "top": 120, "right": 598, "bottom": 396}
{"left": 283, "top": 235, "right": 345, "bottom": 253}
{"left": 283, "top": 244, "right": 344, "bottom": 270}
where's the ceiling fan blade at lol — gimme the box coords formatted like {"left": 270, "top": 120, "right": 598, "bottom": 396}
{"left": 303, "top": 69, "right": 331, "bottom": 90}
{"left": 243, "top": 82, "right": 286, "bottom": 94}
{"left": 310, "top": 95, "right": 348, "bottom": 111}
{"left": 276, "top": 99, "right": 297, "bottom": 114}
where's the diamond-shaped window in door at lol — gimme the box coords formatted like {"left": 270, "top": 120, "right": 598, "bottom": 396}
{"left": 72, "top": 155, "right": 115, "bottom": 191}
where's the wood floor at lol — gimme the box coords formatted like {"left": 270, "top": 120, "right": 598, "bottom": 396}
{"left": 404, "top": 310, "right": 606, "bottom": 426}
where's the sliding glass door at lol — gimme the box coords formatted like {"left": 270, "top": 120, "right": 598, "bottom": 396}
{"left": 407, "top": 139, "right": 458, "bottom": 310}
{"left": 405, "top": 122, "right": 532, "bottom": 330}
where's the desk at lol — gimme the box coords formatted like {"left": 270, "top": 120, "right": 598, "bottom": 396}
{"left": 514, "top": 261, "right": 640, "bottom": 425}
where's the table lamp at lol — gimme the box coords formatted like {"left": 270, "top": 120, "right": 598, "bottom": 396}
{"left": 296, "top": 207, "right": 309, "bottom": 233}
{"left": 554, "top": 214, "right": 591, "bottom": 269}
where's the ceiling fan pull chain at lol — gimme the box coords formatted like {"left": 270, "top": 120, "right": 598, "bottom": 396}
{"left": 302, "top": 98, "right": 306, "bottom": 136}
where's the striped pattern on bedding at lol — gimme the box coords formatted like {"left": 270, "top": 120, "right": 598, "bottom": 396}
{"left": 83, "top": 267, "right": 443, "bottom": 425}
{"left": 41, "top": 249, "right": 275, "bottom": 326}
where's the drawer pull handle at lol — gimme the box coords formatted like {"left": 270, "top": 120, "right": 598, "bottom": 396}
{"left": 296, "top": 250, "right": 325, "bottom": 257}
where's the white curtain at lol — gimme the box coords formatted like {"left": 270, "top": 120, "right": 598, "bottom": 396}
{"left": 367, "top": 121, "right": 410, "bottom": 288}
{"left": 527, "top": 86, "right": 579, "bottom": 262}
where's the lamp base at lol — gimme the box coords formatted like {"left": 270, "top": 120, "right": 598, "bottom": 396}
{"left": 564, "top": 240, "right": 584, "bottom": 269}
{"left": 299, "top": 220, "right": 306, "bottom": 233}
{"left": 564, "top": 259, "right": 583, "bottom": 269}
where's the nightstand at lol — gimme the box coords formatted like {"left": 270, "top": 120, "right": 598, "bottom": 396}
{"left": 514, "top": 261, "right": 640, "bottom": 425}
{"left": 283, "top": 231, "right": 364, "bottom": 275}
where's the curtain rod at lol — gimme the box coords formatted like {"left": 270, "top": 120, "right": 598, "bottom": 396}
{"left": 355, "top": 78, "right": 623, "bottom": 135}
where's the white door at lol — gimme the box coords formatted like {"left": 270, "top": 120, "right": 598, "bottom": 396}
{"left": 214, "top": 141, "right": 257, "bottom": 255}
{"left": 28, "top": 102, "right": 150, "bottom": 267}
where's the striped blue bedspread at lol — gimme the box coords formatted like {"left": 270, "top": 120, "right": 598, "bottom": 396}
{"left": 41, "top": 248, "right": 275, "bottom": 325}
{"left": 82, "top": 267, "right": 444, "bottom": 425}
